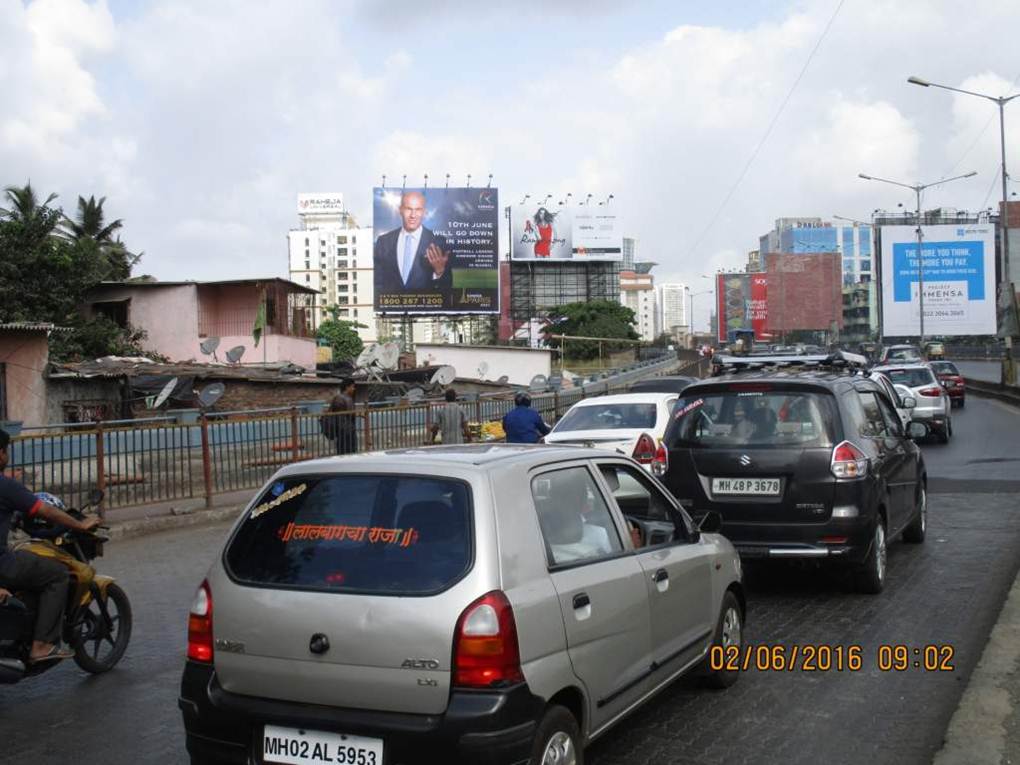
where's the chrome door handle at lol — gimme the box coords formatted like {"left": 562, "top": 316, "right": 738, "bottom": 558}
{"left": 653, "top": 569, "right": 668, "bottom": 584}
{"left": 573, "top": 593, "right": 590, "bottom": 609}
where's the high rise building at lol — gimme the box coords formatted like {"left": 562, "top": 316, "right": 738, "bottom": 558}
{"left": 620, "top": 270, "right": 657, "bottom": 341}
{"left": 758, "top": 217, "right": 873, "bottom": 285}
{"left": 657, "top": 283, "right": 687, "bottom": 336}
{"left": 287, "top": 194, "right": 378, "bottom": 343}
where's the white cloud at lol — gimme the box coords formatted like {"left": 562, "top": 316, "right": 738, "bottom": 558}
{"left": 3, "top": 0, "right": 1020, "bottom": 330}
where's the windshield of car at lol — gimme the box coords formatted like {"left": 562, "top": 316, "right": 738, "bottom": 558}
{"left": 667, "top": 388, "right": 837, "bottom": 449}
{"left": 883, "top": 368, "right": 937, "bottom": 388}
{"left": 930, "top": 362, "right": 960, "bottom": 375}
{"left": 554, "top": 403, "right": 658, "bottom": 431}
{"left": 225, "top": 474, "right": 472, "bottom": 595}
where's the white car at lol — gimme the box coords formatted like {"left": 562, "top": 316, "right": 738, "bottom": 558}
{"left": 866, "top": 370, "right": 917, "bottom": 429}
{"left": 544, "top": 392, "right": 677, "bottom": 474}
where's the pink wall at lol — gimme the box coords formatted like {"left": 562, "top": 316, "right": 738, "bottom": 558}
{"left": 88, "top": 285, "right": 200, "bottom": 361}
{"left": 217, "top": 334, "right": 316, "bottom": 369}
{"left": 0, "top": 330, "right": 50, "bottom": 428}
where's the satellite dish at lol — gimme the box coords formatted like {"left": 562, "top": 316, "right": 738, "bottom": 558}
{"left": 200, "top": 337, "right": 220, "bottom": 356}
{"left": 360, "top": 344, "right": 381, "bottom": 367}
{"left": 354, "top": 346, "right": 374, "bottom": 368}
{"left": 197, "top": 382, "right": 225, "bottom": 408}
{"left": 406, "top": 387, "right": 425, "bottom": 401}
{"left": 529, "top": 374, "right": 548, "bottom": 391}
{"left": 548, "top": 374, "right": 563, "bottom": 390}
{"left": 151, "top": 377, "right": 178, "bottom": 409}
{"left": 496, "top": 375, "right": 510, "bottom": 385}
{"left": 431, "top": 365, "right": 457, "bottom": 386}
{"left": 477, "top": 361, "right": 489, "bottom": 379}
{"left": 377, "top": 342, "right": 400, "bottom": 370}
{"left": 225, "top": 346, "right": 245, "bottom": 364}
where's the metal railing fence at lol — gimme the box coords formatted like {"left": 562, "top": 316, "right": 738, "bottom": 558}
{"left": 8, "top": 356, "right": 703, "bottom": 516}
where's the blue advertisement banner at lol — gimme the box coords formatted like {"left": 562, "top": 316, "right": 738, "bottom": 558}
{"left": 373, "top": 187, "right": 499, "bottom": 314}
{"left": 892, "top": 240, "right": 985, "bottom": 302}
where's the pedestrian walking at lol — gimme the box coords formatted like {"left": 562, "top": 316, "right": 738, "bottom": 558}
{"left": 502, "top": 392, "right": 551, "bottom": 444}
{"left": 327, "top": 377, "right": 358, "bottom": 455}
{"left": 430, "top": 388, "right": 471, "bottom": 444}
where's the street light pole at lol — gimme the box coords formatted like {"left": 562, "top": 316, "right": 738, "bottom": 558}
{"left": 909, "top": 75, "right": 1018, "bottom": 380}
{"left": 857, "top": 171, "right": 977, "bottom": 346}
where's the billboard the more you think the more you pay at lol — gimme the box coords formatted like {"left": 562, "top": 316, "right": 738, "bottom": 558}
{"left": 511, "top": 203, "right": 622, "bottom": 261}
{"left": 880, "top": 224, "right": 996, "bottom": 336}
{"left": 373, "top": 187, "right": 499, "bottom": 314}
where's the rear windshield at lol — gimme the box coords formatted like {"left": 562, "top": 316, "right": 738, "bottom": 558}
{"left": 667, "top": 388, "right": 836, "bottom": 449}
{"left": 883, "top": 368, "right": 936, "bottom": 388}
{"left": 554, "top": 403, "right": 658, "bottom": 431}
{"left": 225, "top": 474, "right": 472, "bottom": 595}
{"left": 929, "top": 362, "right": 959, "bottom": 375}
{"left": 885, "top": 348, "right": 921, "bottom": 361}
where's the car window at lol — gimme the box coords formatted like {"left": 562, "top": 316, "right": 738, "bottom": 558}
{"left": 883, "top": 368, "right": 936, "bottom": 388}
{"left": 874, "top": 376, "right": 901, "bottom": 407}
{"left": 855, "top": 391, "right": 890, "bottom": 438}
{"left": 875, "top": 393, "right": 904, "bottom": 437}
{"left": 554, "top": 403, "right": 658, "bottom": 431}
{"left": 597, "top": 463, "right": 689, "bottom": 548}
{"left": 532, "top": 467, "right": 624, "bottom": 567}
{"left": 668, "top": 388, "right": 836, "bottom": 449}
{"left": 930, "top": 362, "right": 959, "bottom": 375}
{"left": 225, "top": 475, "right": 472, "bottom": 595}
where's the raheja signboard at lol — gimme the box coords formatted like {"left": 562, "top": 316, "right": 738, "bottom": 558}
{"left": 297, "top": 194, "right": 345, "bottom": 214}
{"left": 880, "top": 224, "right": 996, "bottom": 336}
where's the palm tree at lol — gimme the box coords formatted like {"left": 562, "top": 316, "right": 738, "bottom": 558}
{"left": 60, "top": 195, "right": 124, "bottom": 245}
{"left": 0, "top": 181, "right": 59, "bottom": 233}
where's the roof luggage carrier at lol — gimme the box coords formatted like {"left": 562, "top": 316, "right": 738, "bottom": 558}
{"left": 710, "top": 350, "right": 869, "bottom": 376}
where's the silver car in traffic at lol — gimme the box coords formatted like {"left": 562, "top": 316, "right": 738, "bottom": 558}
{"left": 872, "top": 364, "right": 952, "bottom": 443}
{"left": 179, "top": 445, "right": 744, "bottom": 765}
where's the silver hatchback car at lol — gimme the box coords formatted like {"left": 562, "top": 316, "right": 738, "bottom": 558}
{"left": 180, "top": 445, "right": 744, "bottom": 765}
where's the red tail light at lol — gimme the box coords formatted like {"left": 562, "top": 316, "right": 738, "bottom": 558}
{"left": 632, "top": 433, "right": 657, "bottom": 464}
{"left": 453, "top": 591, "right": 523, "bottom": 688}
{"left": 651, "top": 443, "right": 668, "bottom": 477}
{"left": 187, "top": 580, "right": 214, "bottom": 663}
{"left": 918, "top": 388, "right": 942, "bottom": 397}
{"left": 831, "top": 441, "right": 868, "bottom": 479}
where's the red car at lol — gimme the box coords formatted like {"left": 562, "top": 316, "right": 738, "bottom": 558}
{"left": 930, "top": 361, "right": 966, "bottom": 407}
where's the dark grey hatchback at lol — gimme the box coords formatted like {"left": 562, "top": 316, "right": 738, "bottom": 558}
{"left": 658, "top": 356, "right": 928, "bottom": 593}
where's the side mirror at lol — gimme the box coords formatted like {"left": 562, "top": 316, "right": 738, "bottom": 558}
{"left": 907, "top": 421, "right": 929, "bottom": 440}
{"left": 901, "top": 395, "right": 917, "bottom": 410}
{"left": 698, "top": 511, "right": 723, "bottom": 534}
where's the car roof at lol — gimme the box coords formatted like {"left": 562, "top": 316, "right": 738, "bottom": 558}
{"left": 269, "top": 444, "right": 627, "bottom": 477}
{"left": 566, "top": 392, "right": 678, "bottom": 406}
{"left": 688, "top": 368, "right": 857, "bottom": 389}
{"left": 872, "top": 363, "right": 932, "bottom": 371}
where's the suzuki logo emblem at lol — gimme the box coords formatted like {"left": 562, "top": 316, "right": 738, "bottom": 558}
{"left": 739, "top": 454, "right": 752, "bottom": 466}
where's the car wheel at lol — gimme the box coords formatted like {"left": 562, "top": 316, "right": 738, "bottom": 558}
{"left": 530, "top": 705, "right": 583, "bottom": 765}
{"left": 857, "top": 518, "right": 887, "bottom": 594}
{"left": 958, "top": 398, "right": 965, "bottom": 408}
{"left": 937, "top": 423, "right": 950, "bottom": 444}
{"left": 702, "top": 591, "right": 743, "bottom": 689}
{"left": 903, "top": 484, "right": 926, "bottom": 544}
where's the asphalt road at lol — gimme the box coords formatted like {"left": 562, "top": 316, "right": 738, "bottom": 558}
{"left": 2, "top": 394, "right": 1019, "bottom": 765}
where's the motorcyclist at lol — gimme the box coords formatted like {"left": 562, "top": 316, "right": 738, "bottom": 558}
{"left": 0, "top": 428, "right": 100, "bottom": 663}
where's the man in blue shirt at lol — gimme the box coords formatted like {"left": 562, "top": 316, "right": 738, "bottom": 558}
{"left": 502, "top": 393, "right": 552, "bottom": 444}
{"left": 0, "top": 429, "right": 100, "bottom": 663}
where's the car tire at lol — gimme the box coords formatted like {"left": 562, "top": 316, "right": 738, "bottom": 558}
{"left": 856, "top": 518, "right": 887, "bottom": 594}
{"left": 903, "top": 484, "right": 926, "bottom": 544}
{"left": 530, "top": 705, "right": 583, "bottom": 765}
{"left": 958, "top": 398, "right": 965, "bottom": 408}
{"left": 702, "top": 591, "right": 743, "bottom": 689}
{"left": 937, "top": 424, "right": 950, "bottom": 444}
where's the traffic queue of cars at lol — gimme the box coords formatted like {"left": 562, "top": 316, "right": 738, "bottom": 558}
{"left": 179, "top": 348, "right": 961, "bottom": 765}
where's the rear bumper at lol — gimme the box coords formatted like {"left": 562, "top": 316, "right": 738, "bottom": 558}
{"left": 720, "top": 515, "right": 874, "bottom": 566}
{"left": 179, "top": 662, "right": 542, "bottom": 765}
{"left": 908, "top": 408, "right": 949, "bottom": 431}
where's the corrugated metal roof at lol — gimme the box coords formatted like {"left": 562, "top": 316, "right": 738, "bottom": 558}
{"left": 47, "top": 357, "right": 335, "bottom": 384}
{"left": 87, "top": 277, "right": 319, "bottom": 296}
{"left": 0, "top": 322, "right": 68, "bottom": 332}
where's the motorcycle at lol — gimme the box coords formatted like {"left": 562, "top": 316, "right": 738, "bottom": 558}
{"left": 0, "top": 489, "right": 132, "bottom": 684}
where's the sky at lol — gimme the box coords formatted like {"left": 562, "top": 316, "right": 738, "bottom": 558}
{"left": 3, "top": 0, "right": 1020, "bottom": 331}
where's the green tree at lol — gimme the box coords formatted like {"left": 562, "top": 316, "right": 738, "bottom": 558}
{"left": 0, "top": 182, "right": 59, "bottom": 235}
{"left": 49, "top": 315, "right": 158, "bottom": 362}
{"left": 60, "top": 195, "right": 139, "bottom": 280}
{"left": 541, "top": 300, "right": 640, "bottom": 360}
{"left": 317, "top": 317, "right": 365, "bottom": 363}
